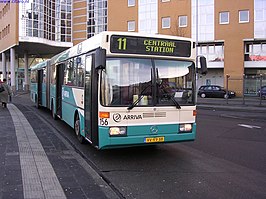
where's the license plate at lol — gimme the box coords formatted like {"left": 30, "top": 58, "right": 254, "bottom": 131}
{"left": 144, "top": 137, "right": 165, "bottom": 143}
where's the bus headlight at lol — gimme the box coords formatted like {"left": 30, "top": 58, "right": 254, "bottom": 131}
{"left": 109, "top": 127, "right": 127, "bottom": 136}
{"left": 179, "top": 124, "right": 192, "bottom": 133}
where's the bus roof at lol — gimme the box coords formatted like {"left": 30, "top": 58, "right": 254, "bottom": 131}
{"left": 31, "top": 59, "right": 50, "bottom": 70}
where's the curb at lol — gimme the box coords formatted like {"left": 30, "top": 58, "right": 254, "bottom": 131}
{"left": 197, "top": 104, "right": 266, "bottom": 113}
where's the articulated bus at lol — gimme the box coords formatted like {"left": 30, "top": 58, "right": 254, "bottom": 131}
{"left": 30, "top": 60, "right": 50, "bottom": 109}
{"left": 30, "top": 31, "right": 207, "bottom": 149}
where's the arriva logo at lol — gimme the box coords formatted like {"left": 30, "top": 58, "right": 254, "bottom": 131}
{"left": 113, "top": 113, "right": 143, "bottom": 123}
{"left": 113, "top": 113, "right": 122, "bottom": 123}
{"left": 123, "top": 115, "right": 143, "bottom": 120}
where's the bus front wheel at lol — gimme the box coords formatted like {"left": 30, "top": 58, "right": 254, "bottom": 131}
{"left": 75, "top": 114, "right": 85, "bottom": 144}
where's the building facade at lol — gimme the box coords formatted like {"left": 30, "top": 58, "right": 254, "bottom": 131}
{"left": 0, "top": 0, "right": 109, "bottom": 90}
{"left": 108, "top": 0, "right": 266, "bottom": 96}
{"left": 72, "top": 0, "right": 107, "bottom": 45}
{"left": 0, "top": 0, "right": 73, "bottom": 90}
{"left": 1, "top": 0, "right": 265, "bottom": 95}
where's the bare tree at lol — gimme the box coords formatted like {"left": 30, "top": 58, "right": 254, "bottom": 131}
{"left": 171, "top": 18, "right": 189, "bottom": 37}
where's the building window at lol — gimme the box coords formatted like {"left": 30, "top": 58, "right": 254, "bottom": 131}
{"left": 138, "top": 0, "right": 158, "bottom": 34}
{"left": 128, "top": 0, "right": 135, "bottom": 7}
{"left": 19, "top": 0, "right": 72, "bottom": 42}
{"left": 87, "top": 0, "right": 108, "bottom": 39}
{"left": 219, "top": 12, "right": 229, "bottom": 24}
{"left": 254, "top": 0, "right": 266, "bottom": 38}
{"left": 161, "top": 0, "right": 170, "bottom": 2}
{"left": 162, "top": 17, "right": 170, "bottom": 29}
{"left": 192, "top": 0, "right": 214, "bottom": 41}
{"left": 245, "top": 42, "right": 266, "bottom": 61}
{"left": 128, "top": 21, "right": 135, "bottom": 32}
{"left": 198, "top": 43, "right": 224, "bottom": 62}
{"left": 239, "top": 10, "right": 249, "bottom": 23}
{"left": 178, "top": 15, "right": 187, "bottom": 27}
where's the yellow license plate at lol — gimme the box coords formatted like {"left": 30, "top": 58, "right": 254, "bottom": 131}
{"left": 145, "top": 137, "right": 165, "bottom": 143}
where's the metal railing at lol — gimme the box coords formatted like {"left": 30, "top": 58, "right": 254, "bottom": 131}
{"left": 198, "top": 74, "right": 266, "bottom": 107}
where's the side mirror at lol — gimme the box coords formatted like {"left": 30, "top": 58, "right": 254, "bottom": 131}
{"left": 199, "top": 56, "right": 208, "bottom": 75}
{"left": 95, "top": 48, "right": 106, "bottom": 70}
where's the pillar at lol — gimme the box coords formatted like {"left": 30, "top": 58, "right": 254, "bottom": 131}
{"left": 2, "top": 52, "right": 6, "bottom": 80}
{"left": 10, "top": 48, "right": 16, "bottom": 92}
{"left": 24, "top": 52, "right": 29, "bottom": 91}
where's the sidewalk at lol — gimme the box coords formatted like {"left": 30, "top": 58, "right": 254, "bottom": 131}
{"left": 197, "top": 97, "right": 266, "bottom": 113}
{"left": 0, "top": 93, "right": 119, "bottom": 199}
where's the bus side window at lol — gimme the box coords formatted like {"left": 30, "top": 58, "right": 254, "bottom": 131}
{"left": 51, "top": 64, "right": 56, "bottom": 85}
{"left": 64, "top": 59, "right": 76, "bottom": 86}
{"left": 30, "top": 71, "right": 37, "bottom": 83}
{"left": 76, "top": 55, "right": 85, "bottom": 87}
{"left": 43, "top": 68, "right": 46, "bottom": 83}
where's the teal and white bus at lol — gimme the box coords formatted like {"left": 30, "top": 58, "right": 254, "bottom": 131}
{"left": 30, "top": 60, "right": 50, "bottom": 109}
{"left": 30, "top": 31, "right": 207, "bottom": 149}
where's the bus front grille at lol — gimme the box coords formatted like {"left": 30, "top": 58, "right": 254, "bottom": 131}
{"left": 143, "top": 112, "right": 166, "bottom": 118}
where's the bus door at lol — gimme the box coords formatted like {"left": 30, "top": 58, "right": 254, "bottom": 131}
{"left": 84, "top": 53, "right": 100, "bottom": 146}
{"left": 84, "top": 48, "right": 105, "bottom": 147}
{"left": 46, "top": 66, "right": 50, "bottom": 108}
{"left": 55, "top": 64, "right": 64, "bottom": 118}
{"left": 37, "top": 69, "right": 43, "bottom": 107}
{"left": 84, "top": 55, "right": 93, "bottom": 142}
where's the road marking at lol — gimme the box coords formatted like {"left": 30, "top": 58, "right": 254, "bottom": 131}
{"left": 8, "top": 104, "right": 66, "bottom": 199}
{"left": 238, "top": 124, "right": 261, "bottom": 129}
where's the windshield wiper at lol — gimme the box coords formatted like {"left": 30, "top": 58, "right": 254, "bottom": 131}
{"left": 169, "top": 95, "right": 181, "bottom": 109}
{"left": 127, "top": 83, "right": 152, "bottom": 110}
{"left": 157, "top": 83, "right": 181, "bottom": 109}
{"left": 155, "top": 68, "right": 180, "bottom": 109}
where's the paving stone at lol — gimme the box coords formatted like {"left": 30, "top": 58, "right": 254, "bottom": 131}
{"left": 0, "top": 99, "right": 118, "bottom": 199}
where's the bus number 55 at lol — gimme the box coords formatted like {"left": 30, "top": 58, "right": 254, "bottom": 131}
{"left": 100, "top": 118, "right": 108, "bottom": 126}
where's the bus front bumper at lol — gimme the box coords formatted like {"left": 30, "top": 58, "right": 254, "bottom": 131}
{"left": 98, "top": 124, "right": 196, "bottom": 149}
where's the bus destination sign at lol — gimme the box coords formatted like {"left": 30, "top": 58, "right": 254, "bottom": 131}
{"left": 110, "top": 35, "right": 191, "bottom": 57}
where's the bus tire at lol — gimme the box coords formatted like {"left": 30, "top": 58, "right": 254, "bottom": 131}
{"left": 36, "top": 94, "right": 40, "bottom": 109}
{"left": 75, "top": 114, "right": 85, "bottom": 144}
{"left": 51, "top": 102, "right": 57, "bottom": 120}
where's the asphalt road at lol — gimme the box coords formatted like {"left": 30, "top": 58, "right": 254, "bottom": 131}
{"left": 31, "top": 106, "right": 266, "bottom": 199}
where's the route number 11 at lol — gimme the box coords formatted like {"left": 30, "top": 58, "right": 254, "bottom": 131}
{"left": 117, "top": 38, "right": 127, "bottom": 50}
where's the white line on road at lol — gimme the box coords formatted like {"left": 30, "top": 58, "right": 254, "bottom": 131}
{"left": 238, "top": 124, "right": 261, "bottom": 129}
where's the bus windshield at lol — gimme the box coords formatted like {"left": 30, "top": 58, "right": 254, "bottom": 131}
{"left": 100, "top": 57, "right": 195, "bottom": 107}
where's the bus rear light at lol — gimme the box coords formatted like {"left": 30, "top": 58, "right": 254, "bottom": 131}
{"left": 193, "top": 110, "right": 197, "bottom": 116}
{"left": 109, "top": 127, "right": 127, "bottom": 136}
{"left": 99, "top": 112, "right": 110, "bottom": 118}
